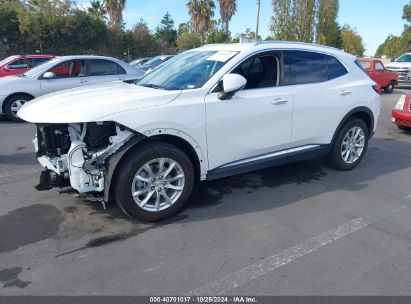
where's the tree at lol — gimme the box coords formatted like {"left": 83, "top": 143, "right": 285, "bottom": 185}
{"left": 375, "top": 35, "right": 404, "bottom": 58}
{"left": 232, "top": 28, "right": 261, "bottom": 42}
{"left": 105, "top": 0, "right": 125, "bottom": 28}
{"left": 218, "top": 0, "right": 236, "bottom": 34}
{"left": 88, "top": 0, "right": 107, "bottom": 21}
{"left": 187, "top": 0, "right": 215, "bottom": 44}
{"left": 340, "top": 24, "right": 365, "bottom": 56}
{"left": 207, "top": 30, "right": 229, "bottom": 43}
{"left": 178, "top": 22, "right": 191, "bottom": 36}
{"left": 155, "top": 12, "right": 177, "bottom": 47}
{"left": 316, "top": 0, "right": 341, "bottom": 47}
{"left": 176, "top": 31, "right": 201, "bottom": 51}
{"left": 269, "top": 0, "right": 293, "bottom": 41}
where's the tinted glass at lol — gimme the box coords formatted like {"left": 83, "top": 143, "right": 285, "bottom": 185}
{"left": 232, "top": 54, "right": 280, "bottom": 89}
{"left": 327, "top": 55, "right": 348, "bottom": 79}
{"left": 49, "top": 60, "right": 86, "bottom": 78}
{"left": 292, "top": 51, "right": 328, "bottom": 84}
{"left": 282, "top": 51, "right": 295, "bottom": 85}
{"left": 89, "top": 59, "right": 125, "bottom": 76}
{"left": 9, "top": 59, "right": 28, "bottom": 69}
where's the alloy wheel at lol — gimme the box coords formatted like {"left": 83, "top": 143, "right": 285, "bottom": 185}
{"left": 340, "top": 126, "right": 365, "bottom": 164}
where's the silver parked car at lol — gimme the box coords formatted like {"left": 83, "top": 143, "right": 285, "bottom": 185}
{"left": 0, "top": 55, "right": 144, "bottom": 121}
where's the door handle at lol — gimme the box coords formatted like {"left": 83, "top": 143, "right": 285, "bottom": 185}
{"left": 339, "top": 90, "right": 352, "bottom": 97}
{"left": 271, "top": 98, "right": 288, "bottom": 105}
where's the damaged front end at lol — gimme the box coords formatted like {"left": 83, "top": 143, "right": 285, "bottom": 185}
{"left": 34, "top": 122, "right": 142, "bottom": 200}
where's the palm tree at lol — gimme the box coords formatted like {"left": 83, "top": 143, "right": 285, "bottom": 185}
{"left": 88, "top": 0, "right": 107, "bottom": 21}
{"left": 187, "top": 0, "right": 215, "bottom": 44}
{"left": 105, "top": 0, "right": 126, "bottom": 27}
{"left": 218, "top": 0, "right": 236, "bottom": 34}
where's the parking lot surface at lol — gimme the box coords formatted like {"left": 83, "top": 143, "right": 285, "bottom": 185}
{"left": 0, "top": 90, "right": 411, "bottom": 295}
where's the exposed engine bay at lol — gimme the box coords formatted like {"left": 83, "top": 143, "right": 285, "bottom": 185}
{"left": 34, "top": 122, "right": 134, "bottom": 196}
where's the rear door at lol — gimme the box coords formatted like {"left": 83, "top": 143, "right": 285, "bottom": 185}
{"left": 87, "top": 59, "right": 127, "bottom": 85}
{"left": 286, "top": 50, "right": 350, "bottom": 147}
{"left": 40, "top": 59, "right": 88, "bottom": 95}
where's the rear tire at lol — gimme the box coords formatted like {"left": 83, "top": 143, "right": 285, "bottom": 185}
{"left": 328, "top": 118, "right": 369, "bottom": 171}
{"left": 4, "top": 94, "right": 33, "bottom": 122}
{"left": 384, "top": 81, "right": 395, "bottom": 94}
{"left": 114, "top": 141, "right": 194, "bottom": 222}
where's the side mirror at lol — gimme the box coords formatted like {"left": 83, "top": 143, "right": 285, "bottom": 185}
{"left": 2, "top": 65, "right": 10, "bottom": 71}
{"left": 217, "top": 74, "right": 247, "bottom": 100}
{"left": 43, "top": 72, "right": 56, "bottom": 79}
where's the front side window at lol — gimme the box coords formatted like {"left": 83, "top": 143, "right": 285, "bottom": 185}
{"left": 8, "top": 58, "right": 28, "bottom": 70}
{"left": 375, "top": 61, "right": 385, "bottom": 72}
{"left": 49, "top": 60, "right": 86, "bottom": 78}
{"left": 89, "top": 59, "right": 125, "bottom": 76}
{"left": 137, "top": 51, "right": 237, "bottom": 90}
{"left": 232, "top": 53, "right": 280, "bottom": 89}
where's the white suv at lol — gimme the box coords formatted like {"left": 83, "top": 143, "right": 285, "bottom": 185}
{"left": 19, "top": 42, "right": 381, "bottom": 221}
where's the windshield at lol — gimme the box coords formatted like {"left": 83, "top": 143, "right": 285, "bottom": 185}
{"left": 396, "top": 54, "right": 411, "bottom": 62}
{"left": 21, "top": 58, "right": 61, "bottom": 77}
{"left": 0, "top": 56, "right": 16, "bottom": 66}
{"left": 137, "top": 51, "right": 237, "bottom": 90}
{"left": 144, "top": 56, "right": 168, "bottom": 66}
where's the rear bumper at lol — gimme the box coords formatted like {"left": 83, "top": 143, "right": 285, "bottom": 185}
{"left": 392, "top": 109, "right": 411, "bottom": 127}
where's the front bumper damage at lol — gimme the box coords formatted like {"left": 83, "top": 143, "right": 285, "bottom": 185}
{"left": 33, "top": 122, "right": 145, "bottom": 202}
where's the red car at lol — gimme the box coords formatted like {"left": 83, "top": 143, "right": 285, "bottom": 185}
{"left": 392, "top": 93, "right": 411, "bottom": 130}
{"left": 359, "top": 58, "right": 399, "bottom": 93}
{"left": 0, "top": 55, "right": 55, "bottom": 77}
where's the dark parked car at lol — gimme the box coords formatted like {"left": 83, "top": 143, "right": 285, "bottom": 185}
{"left": 139, "top": 55, "right": 174, "bottom": 72}
{"left": 130, "top": 57, "right": 152, "bottom": 66}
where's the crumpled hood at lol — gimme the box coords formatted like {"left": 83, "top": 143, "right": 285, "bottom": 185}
{"left": 385, "top": 61, "right": 411, "bottom": 69}
{"left": 18, "top": 81, "right": 181, "bottom": 123}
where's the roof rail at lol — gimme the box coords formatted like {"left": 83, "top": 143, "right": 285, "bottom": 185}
{"left": 258, "top": 40, "right": 342, "bottom": 51}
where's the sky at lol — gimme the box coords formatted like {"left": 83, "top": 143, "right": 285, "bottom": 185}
{"left": 79, "top": 0, "right": 410, "bottom": 56}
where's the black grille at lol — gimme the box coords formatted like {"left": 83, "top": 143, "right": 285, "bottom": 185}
{"left": 37, "top": 124, "right": 71, "bottom": 157}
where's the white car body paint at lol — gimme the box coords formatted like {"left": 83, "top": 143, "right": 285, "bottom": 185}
{"left": 18, "top": 42, "right": 380, "bottom": 197}
{"left": 0, "top": 55, "right": 143, "bottom": 114}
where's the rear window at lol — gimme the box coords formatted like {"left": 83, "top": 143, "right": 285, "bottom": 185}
{"left": 327, "top": 55, "right": 348, "bottom": 79}
{"left": 89, "top": 59, "right": 126, "bottom": 76}
{"left": 359, "top": 61, "right": 371, "bottom": 70}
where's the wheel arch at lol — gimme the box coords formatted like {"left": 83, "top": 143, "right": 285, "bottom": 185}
{"left": 104, "top": 129, "right": 206, "bottom": 202}
{"left": 330, "top": 107, "right": 374, "bottom": 152}
{"left": 2, "top": 92, "right": 35, "bottom": 113}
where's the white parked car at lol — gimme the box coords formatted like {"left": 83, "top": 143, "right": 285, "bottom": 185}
{"left": 385, "top": 53, "right": 411, "bottom": 84}
{"left": 0, "top": 55, "right": 144, "bottom": 121}
{"left": 19, "top": 42, "right": 380, "bottom": 221}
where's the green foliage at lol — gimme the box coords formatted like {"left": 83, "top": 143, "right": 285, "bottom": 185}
{"left": 316, "top": 0, "right": 341, "bottom": 48}
{"left": 155, "top": 12, "right": 177, "bottom": 47}
{"left": 376, "top": 2, "right": 411, "bottom": 58}
{"left": 187, "top": 0, "right": 215, "bottom": 44}
{"left": 178, "top": 22, "right": 191, "bottom": 36}
{"left": 218, "top": 0, "right": 236, "bottom": 33}
{"left": 176, "top": 32, "right": 201, "bottom": 51}
{"left": 207, "top": 30, "right": 230, "bottom": 43}
{"left": 340, "top": 24, "right": 365, "bottom": 56}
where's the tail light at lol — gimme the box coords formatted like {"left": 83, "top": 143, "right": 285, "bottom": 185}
{"left": 373, "top": 84, "right": 382, "bottom": 94}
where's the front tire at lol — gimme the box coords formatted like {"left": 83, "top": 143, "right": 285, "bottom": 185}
{"left": 384, "top": 81, "right": 395, "bottom": 94}
{"left": 4, "top": 94, "right": 33, "bottom": 122}
{"left": 114, "top": 141, "right": 194, "bottom": 222}
{"left": 328, "top": 118, "right": 369, "bottom": 171}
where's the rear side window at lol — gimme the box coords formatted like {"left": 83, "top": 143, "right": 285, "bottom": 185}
{"left": 327, "top": 55, "right": 348, "bottom": 79}
{"left": 283, "top": 51, "right": 348, "bottom": 85}
{"left": 358, "top": 61, "right": 371, "bottom": 70}
{"left": 292, "top": 51, "right": 328, "bottom": 85}
{"left": 89, "top": 59, "right": 126, "bottom": 76}
{"left": 31, "top": 57, "right": 51, "bottom": 68}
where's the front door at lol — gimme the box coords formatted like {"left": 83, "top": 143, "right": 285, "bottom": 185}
{"left": 205, "top": 51, "right": 293, "bottom": 171}
{"left": 40, "top": 59, "right": 88, "bottom": 95}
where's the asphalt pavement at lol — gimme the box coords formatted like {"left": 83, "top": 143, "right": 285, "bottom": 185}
{"left": 0, "top": 90, "right": 411, "bottom": 295}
